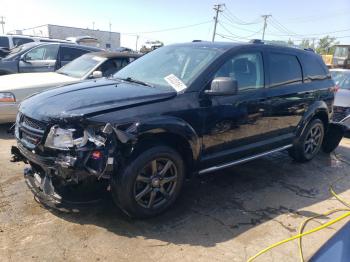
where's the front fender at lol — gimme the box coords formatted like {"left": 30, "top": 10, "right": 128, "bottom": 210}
{"left": 132, "top": 116, "right": 201, "bottom": 162}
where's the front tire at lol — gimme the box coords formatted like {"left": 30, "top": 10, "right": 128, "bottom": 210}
{"left": 289, "top": 119, "right": 324, "bottom": 162}
{"left": 111, "top": 145, "right": 185, "bottom": 218}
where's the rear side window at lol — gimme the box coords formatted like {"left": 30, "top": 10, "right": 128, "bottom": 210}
{"left": 60, "top": 47, "right": 90, "bottom": 62}
{"left": 13, "top": 37, "right": 34, "bottom": 47}
{"left": 269, "top": 53, "right": 302, "bottom": 87}
{"left": 0, "top": 36, "right": 9, "bottom": 48}
{"left": 303, "top": 55, "right": 328, "bottom": 80}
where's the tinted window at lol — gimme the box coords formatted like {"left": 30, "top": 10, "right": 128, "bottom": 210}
{"left": 100, "top": 58, "right": 130, "bottom": 77}
{"left": 214, "top": 52, "right": 264, "bottom": 91}
{"left": 60, "top": 47, "right": 90, "bottom": 61}
{"left": 0, "top": 36, "right": 9, "bottom": 48}
{"left": 25, "top": 44, "right": 59, "bottom": 61}
{"left": 303, "top": 55, "right": 328, "bottom": 80}
{"left": 13, "top": 37, "right": 34, "bottom": 47}
{"left": 269, "top": 53, "right": 302, "bottom": 87}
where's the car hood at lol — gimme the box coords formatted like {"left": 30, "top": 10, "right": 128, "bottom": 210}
{"left": 19, "top": 78, "right": 177, "bottom": 122}
{"left": 334, "top": 89, "right": 350, "bottom": 107}
{"left": 0, "top": 72, "right": 78, "bottom": 92}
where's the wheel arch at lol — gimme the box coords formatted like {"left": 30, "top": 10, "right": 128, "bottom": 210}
{"left": 296, "top": 101, "right": 330, "bottom": 137}
{"left": 131, "top": 116, "right": 201, "bottom": 173}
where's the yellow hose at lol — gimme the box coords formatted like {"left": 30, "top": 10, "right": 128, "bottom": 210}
{"left": 247, "top": 159, "right": 350, "bottom": 262}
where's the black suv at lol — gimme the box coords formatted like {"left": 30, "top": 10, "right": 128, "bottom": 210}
{"left": 12, "top": 41, "right": 338, "bottom": 218}
{"left": 0, "top": 42, "right": 101, "bottom": 75}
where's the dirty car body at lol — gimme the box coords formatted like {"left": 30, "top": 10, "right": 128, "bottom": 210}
{"left": 11, "top": 42, "right": 343, "bottom": 218}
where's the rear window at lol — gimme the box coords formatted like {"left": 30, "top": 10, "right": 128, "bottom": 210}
{"left": 13, "top": 37, "right": 34, "bottom": 47}
{"left": 0, "top": 36, "right": 9, "bottom": 48}
{"left": 60, "top": 47, "right": 90, "bottom": 61}
{"left": 303, "top": 55, "right": 328, "bottom": 80}
{"left": 334, "top": 46, "right": 349, "bottom": 58}
{"left": 269, "top": 53, "right": 302, "bottom": 87}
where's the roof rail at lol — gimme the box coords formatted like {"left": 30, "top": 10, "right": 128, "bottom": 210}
{"left": 250, "top": 39, "right": 264, "bottom": 44}
{"left": 304, "top": 48, "right": 315, "bottom": 52}
{"left": 192, "top": 40, "right": 203, "bottom": 42}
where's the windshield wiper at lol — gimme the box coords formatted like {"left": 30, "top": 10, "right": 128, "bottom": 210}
{"left": 118, "top": 77, "right": 153, "bottom": 87}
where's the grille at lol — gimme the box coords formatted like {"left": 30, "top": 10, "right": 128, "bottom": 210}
{"left": 22, "top": 116, "right": 47, "bottom": 131}
{"left": 17, "top": 114, "right": 47, "bottom": 147}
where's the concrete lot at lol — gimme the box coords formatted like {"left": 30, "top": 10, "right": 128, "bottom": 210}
{"left": 1, "top": 123, "right": 350, "bottom": 262}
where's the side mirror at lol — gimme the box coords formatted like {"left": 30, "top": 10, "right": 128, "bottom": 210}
{"left": 91, "top": 70, "right": 103, "bottom": 79}
{"left": 20, "top": 55, "right": 28, "bottom": 62}
{"left": 205, "top": 77, "right": 238, "bottom": 96}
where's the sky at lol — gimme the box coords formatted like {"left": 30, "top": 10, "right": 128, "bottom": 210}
{"left": 1, "top": 0, "right": 349, "bottom": 50}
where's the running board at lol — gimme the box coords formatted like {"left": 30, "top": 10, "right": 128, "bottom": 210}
{"left": 198, "top": 144, "right": 293, "bottom": 175}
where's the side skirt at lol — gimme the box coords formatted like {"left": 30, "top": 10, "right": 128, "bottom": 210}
{"left": 198, "top": 144, "right": 293, "bottom": 175}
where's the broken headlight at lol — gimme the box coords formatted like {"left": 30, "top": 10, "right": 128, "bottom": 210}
{"left": 45, "top": 126, "right": 88, "bottom": 150}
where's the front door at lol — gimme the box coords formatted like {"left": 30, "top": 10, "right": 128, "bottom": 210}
{"left": 19, "top": 44, "right": 59, "bottom": 73}
{"left": 200, "top": 51, "right": 272, "bottom": 168}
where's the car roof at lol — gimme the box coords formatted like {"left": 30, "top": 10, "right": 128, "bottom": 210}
{"left": 85, "top": 51, "right": 142, "bottom": 59}
{"left": 19, "top": 41, "right": 101, "bottom": 51}
{"left": 171, "top": 41, "right": 315, "bottom": 55}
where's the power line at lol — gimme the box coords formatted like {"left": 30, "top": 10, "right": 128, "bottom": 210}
{"left": 223, "top": 6, "right": 261, "bottom": 25}
{"left": 212, "top": 4, "right": 225, "bottom": 42}
{"left": 218, "top": 21, "right": 262, "bottom": 40}
{"left": 122, "top": 20, "right": 212, "bottom": 35}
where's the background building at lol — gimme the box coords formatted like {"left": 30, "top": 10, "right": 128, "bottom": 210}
{"left": 18, "top": 24, "right": 120, "bottom": 49}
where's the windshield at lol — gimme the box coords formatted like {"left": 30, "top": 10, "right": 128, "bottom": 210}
{"left": 114, "top": 45, "right": 222, "bottom": 91}
{"left": 334, "top": 46, "right": 350, "bottom": 58}
{"left": 339, "top": 75, "right": 350, "bottom": 90}
{"left": 331, "top": 70, "right": 350, "bottom": 85}
{"left": 57, "top": 54, "right": 105, "bottom": 78}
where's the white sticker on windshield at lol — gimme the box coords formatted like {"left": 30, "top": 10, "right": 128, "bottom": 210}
{"left": 92, "top": 56, "right": 105, "bottom": 62}
{"left": 164, "top": 74, "right": 187, "bottom": 92}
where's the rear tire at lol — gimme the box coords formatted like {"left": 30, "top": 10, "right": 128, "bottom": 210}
{"left": 289, "top": 119, "right": 324, "bottom": 162}
{"left": 111, "top": 145, "right": 185, "bottom": 218}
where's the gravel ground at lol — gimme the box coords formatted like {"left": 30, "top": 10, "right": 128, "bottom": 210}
{"left": 1, "top": 123, "right": 350, "bottom": 262}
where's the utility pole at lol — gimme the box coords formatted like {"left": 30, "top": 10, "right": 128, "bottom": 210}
{"left": 0, "top": 16, "right": 5, "bottom": 34}
{"left": 261, "top": 14, "right": 271, "bottom": 41}
{"left": 135, "top": 35, "right": 139, "bottom": 51}
{"left": 92, "top": 21, "right": 95, "bottom": 30}
{"left": 212, "top": 4, "right": 224, "bottom": 42}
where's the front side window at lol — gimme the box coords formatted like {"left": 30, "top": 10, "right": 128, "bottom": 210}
{"left": 60, "top": 47, "right": 90, "bottom": 62}
{"left": 214, "top": 52, "right": 264, "bottom": 91}
{"left": 13, "top": 37, "right": 34, "bottom": 47}
{"left": 25, "top": 44, "right": 59, "bottom": 61}
{"left": 114, "top": 45, "right": 222, "bottom": 91}
{"left": 269, "top": 53, "right": 302, "bottom": 87}
{"left": 0, "top": 36, "right": 9, "bottom": 48}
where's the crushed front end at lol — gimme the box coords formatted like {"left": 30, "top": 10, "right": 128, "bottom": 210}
{"left": 11, "top": 112, "right": 132, "bottom": 208}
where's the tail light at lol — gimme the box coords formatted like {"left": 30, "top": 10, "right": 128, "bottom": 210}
{"left": 330, "top": 85, "right": 340, "bottom": 93}
{"left": 0, "top": 92, "right": 16, "bottom": 102}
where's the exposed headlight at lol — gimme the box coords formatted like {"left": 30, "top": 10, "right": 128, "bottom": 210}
{"left": 0, "top": 92, "right": 16, "bottom": 102}
{"left": 45, "top": 126, "right": 88, "bottom": 150}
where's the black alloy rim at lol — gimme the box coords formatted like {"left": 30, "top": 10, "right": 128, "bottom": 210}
{"left": 134, "top": 158, "right": 178, "bottom": 209}
{"left": 304, "top": 124, "right": 323, "bottom": 157}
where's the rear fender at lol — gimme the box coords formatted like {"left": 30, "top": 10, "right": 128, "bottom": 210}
{"left": 295, "top": 101, "right": 329, "bottom": 137}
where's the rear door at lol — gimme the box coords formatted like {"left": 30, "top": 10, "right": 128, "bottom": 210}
{"left": 262, "top": 50, "right": 310, "bottom": 138}
{"left": 19, "top": 44, "right": 59, "bottom": 73}
{"left": 58, "top": 47, "right": 91, "bottom": 68}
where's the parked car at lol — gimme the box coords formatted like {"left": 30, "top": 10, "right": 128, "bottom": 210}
{"left": 0, "top": 42, "right": 101, "bottom": 75}
{"left": 332, "top": 45, "right": 350, "bottom": 69}
{"left": 0, "top": 34, "right": 72, "bottom": 55}
{"left": 331, "top": 69, "right": 350, "bottom": 122}
{"left": 12, "top": 41, "right": 340, "bottom": 218}
{"left": 0, "top": 51, "right": 141, "bottom": 123}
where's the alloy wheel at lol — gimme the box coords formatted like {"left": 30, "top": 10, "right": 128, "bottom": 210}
{"left": 304, "top": 124, "right": 323, "bottom": 158}
{"left": 133, "top": 158, "right": 178, "bottom": 209}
